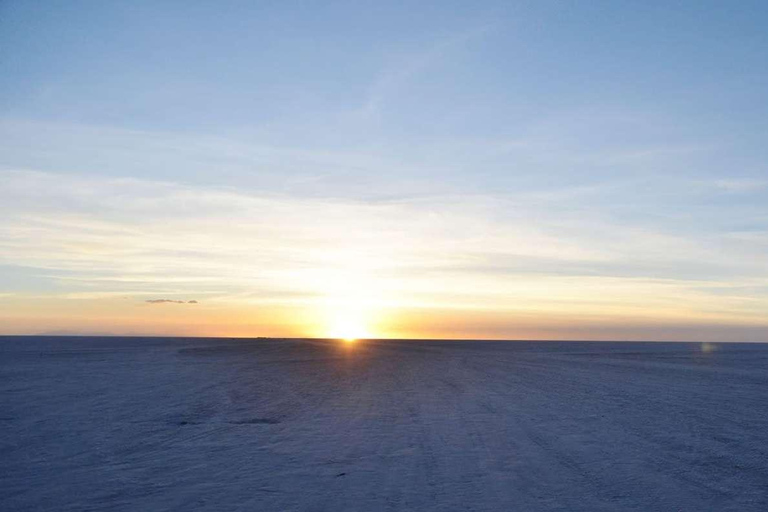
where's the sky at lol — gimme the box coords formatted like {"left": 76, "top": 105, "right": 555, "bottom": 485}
{"left": 1, "top": 0, "right": 767, "bottom": 341}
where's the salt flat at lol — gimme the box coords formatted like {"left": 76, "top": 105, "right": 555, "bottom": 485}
{"left": 2, "top": 337, "right": 768, "bottom": 511}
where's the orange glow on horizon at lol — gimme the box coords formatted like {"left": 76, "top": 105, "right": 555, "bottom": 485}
{"left": 327, "top": 312, "right": 374, "bottom": 341}
{"left": 2, "top": 292, "right": 767, "bottom": 343}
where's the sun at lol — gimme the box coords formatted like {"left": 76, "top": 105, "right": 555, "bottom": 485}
{"left": 328, "top": 314, "right": 372, "bottom": 341}
{"left": 316, "top": 271, "right": 385, "bottom": 341}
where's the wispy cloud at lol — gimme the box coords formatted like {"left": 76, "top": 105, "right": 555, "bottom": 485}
{"left": 710, "top": 179, "right": 768, "bottom": 193}
{"left": 354, "top": 24, "right": 496, "bottom": 120}
{"left": 1, "top": 168, "right": 767, "bottom": 331}
{"left": 145, "top": 299, "right": 198, "bottom": 304}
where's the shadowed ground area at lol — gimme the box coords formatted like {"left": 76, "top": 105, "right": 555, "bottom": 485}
{"left": 2, "top": 337, "right": 768, "bottom": 511}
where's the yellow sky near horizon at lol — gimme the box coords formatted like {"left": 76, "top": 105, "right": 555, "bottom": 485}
{"left": 1, "top": 171, "right": 768, "bottom": 342}
{"left": 2, "top": 281, "right": 767, "bottom": 341}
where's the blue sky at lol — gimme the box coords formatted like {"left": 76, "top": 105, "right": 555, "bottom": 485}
{"left": 1, "top": 1, "right": 767, "bottom": 340}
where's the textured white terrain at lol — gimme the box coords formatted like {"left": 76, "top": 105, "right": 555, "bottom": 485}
{"left": 2, "top": 337, "right": 768, "bottom": 511}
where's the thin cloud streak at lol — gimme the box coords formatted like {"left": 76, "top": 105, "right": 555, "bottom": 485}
{"left": 1, "top": 168, "right": 767, "bottom": 339}
{"left": 145, "top": 299, "right": 198, "bottom": 304}
{"left": 355, "top": 23, "right": 496, "bottom": 120}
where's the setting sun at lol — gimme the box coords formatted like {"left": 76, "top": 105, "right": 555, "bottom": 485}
{"left": 318, "top": 274, "right": 385, "bottom": 340}
{"left": 327, "top": 313, "right": 372, "bottom": 341}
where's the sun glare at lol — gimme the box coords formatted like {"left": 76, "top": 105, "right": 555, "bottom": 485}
{"left": 328, "top": 314, "right": 372, "bottom": 341}
{"left": 314, "top": 267, "right": 389, "bottom": 342}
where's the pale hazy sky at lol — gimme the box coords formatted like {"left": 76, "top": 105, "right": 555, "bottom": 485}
{"left": 1, "top": 1, "right": 767, "bottom": 340}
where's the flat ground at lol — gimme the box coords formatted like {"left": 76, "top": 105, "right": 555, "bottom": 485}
{"left": 2, "top": 337, "right": 768, "bottom": 511}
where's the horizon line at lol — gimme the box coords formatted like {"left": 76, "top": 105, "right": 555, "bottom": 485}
{"left": 1, "top": 335, "right": 765, "bottom": 343}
